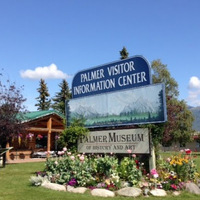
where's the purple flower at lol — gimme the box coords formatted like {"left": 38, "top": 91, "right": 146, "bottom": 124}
{"left": 68, "top": 178, "right": 77, "bottom": 186}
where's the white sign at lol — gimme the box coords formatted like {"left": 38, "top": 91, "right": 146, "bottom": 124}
{"left": 78, "top": 128, "right": 150, "bottom": 154}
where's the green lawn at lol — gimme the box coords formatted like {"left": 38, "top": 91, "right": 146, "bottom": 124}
{"left": 0, "top": 161, "right": 200, "bottom": 200}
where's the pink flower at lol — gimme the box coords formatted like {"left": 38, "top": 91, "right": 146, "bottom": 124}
{"left": 63, "top": 147, "right": 67, "bottom": 152}
{"left": 132, "top": 154, "right": 136, "bottom": 158}
{"left": 79, "top": 155, "right": 85, "bottom": 161}
{"left": 27, "top": 133, "right": 34, "bottom": 138}
{"left": 151, "top": 169, "right": 159, "bottom": 178}
{"left": 142, "top": 182, "right": 149, "bottom": 187}
{"left": 150, "top": 169, "right": 157, "bottom": 175}
{"left": 70, "top": 155, "right": 75, "bottom": 160}
{"left": 127, "top": 149, "right": 132, "bottom": 154}
{"left": 55, "top": 135, "right": 60, "bottom": 140}
{"left": 166, "top": 157, "right": 171, "bottom": 162}
{"left": 67, "top": 152, "right": 71, "bottom": 156}
{"left": 180, "top": 149, "right": 184, "bottom": 153}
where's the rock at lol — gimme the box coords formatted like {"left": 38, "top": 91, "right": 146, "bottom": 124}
{"left": 116, "top": 187, "right": 142, "bottom": 197}
{"left": 172, "top": 191, "right": 181, "bottom": 196}
{"left": 143, "top": 188, "right": 150, "bottom": 196}
{"left": 91, "top": 188, "right": 115, "bottom": 197}
{"left": 185, "top": 182, "right": 200, "bottom": 195}
{"left": 41, "top": 182, "right": 66, "bottom": 191}
{"left": 150, "top": 189, "right": 167, "bottom": 197}
{"left": 120, "top": 181, "right": 131, "bottom": 188}
{"left": 71, "top": 187, "right": 88, "bottom": 194}
{"left": 197, "top": 179, "right": 200, "bottom": 188}
{"left": 66, "top": 185, "right": 74, "bottom": 192}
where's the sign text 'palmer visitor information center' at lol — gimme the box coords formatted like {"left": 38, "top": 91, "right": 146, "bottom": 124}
{"left": 72, "top": 56, "right": 152, "bottom": 98}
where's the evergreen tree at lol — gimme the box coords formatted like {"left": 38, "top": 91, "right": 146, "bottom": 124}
{"left": 120, "top": 46, "right": 129, "bottom": 60}
{"left": 52, "top": 79, "right": 71, "bottom": 114}
{"left": 35, "top": 79, "right": 51, "bottom": 110}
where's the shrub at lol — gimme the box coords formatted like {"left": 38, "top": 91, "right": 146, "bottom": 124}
{"left": 118, "top": 156, "right": 142, "bottom": 186}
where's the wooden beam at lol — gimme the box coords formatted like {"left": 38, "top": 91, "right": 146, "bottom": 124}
{"left": 47, "top": 118, "right": 52, "bottom": 157}
{"left": 6, "top": 142, "right": 10, "bottom": 161}
{"left": 27, "top": 127, "right": 64, "bottom": 133}
{"left": 51, "top": 128, "right": 64, "bottom": 133}
{"left": 27, "top": 127, "right": 48, "bottom": 132}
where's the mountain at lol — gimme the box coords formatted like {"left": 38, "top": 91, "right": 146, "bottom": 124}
{"left": 72, "top": 105, "right": 100, "bottom": 118}
{"left": 121, "top": 97, "right": 158, "bottom": 114}
{"left": 189, "top": 106, "right": 200, "bottom": 131}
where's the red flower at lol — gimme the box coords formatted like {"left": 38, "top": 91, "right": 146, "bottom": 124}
{"left": 171, "top": 184, "right": 177, "bottom": 190}
{"left": 135, "top": 160, "right": 140, "bottom": 169}
{"left": 185, "top": 149, "right": 192, "bottom": 154}
{"left": 37, "top": 134, "right": 43, "bottom": 139}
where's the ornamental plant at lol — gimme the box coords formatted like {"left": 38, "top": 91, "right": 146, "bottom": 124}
{"left": 118, "top": 156, "right": 142, "bottom": 186}
{"left": 45, "top": 153, "right": 95, "bottom": 186}
{"left": 95, "top": 155, "right": 119, "bottom": 178}
{"left": 155, "top": 149, "right": 200, "bottom": 191}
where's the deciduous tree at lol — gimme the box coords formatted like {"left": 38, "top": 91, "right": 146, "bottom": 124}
{"left": 58, "top": 118, "right": 88, "bottom": 152}
{"left": 151, "top": 60, "right": 194, "bottom": 147}
{"left": 0, "top": 72, "right": 27, "bottom": 166}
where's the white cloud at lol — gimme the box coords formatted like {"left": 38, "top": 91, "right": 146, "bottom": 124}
{"left": 188, "top": 76, "right": 200, "bottom": 89}
{"left": 20, "top": 63, "right": 70, "bottom": 80}
{"left": 187, "top": 76, "right": 200, "bottom": 106}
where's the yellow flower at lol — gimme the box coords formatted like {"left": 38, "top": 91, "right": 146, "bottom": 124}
{"left": 177, "top": 162, "right": 183, "bottom": 166}
{"left": 170, "top": 160, "right": 175, "bottom": 165}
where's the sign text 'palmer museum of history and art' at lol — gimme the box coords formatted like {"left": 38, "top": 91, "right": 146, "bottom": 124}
{"left": 72, "top": 56, "right": 152, "bottom": 98}
{"left": 78, "top": 128, "right": 150, "bottom": 154}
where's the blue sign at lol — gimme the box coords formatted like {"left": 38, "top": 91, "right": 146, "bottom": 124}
{"left": 72, "top": 56, "right": 151, "bottom": 98}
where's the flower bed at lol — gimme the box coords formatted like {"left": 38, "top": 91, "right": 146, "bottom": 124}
{"left": 30, "top": 148, "right": 200, "bottom": 195}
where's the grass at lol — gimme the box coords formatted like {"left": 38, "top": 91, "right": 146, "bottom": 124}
{"left": 0, "top": 160, "right": 200, "bottom": 200}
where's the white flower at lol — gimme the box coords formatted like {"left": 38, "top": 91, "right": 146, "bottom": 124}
{"left": 54, "top": 161, "right": 58, "bottom": 165}
{"left": 63, "top": 147, "right": 67, "bottom": 152}
{"left": 153, "top": 174, "right": 159, "bottom": 178}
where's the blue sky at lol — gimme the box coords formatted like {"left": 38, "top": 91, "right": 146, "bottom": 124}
{"left": 0, "top": 0, "right": 200, "bottom": 111}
